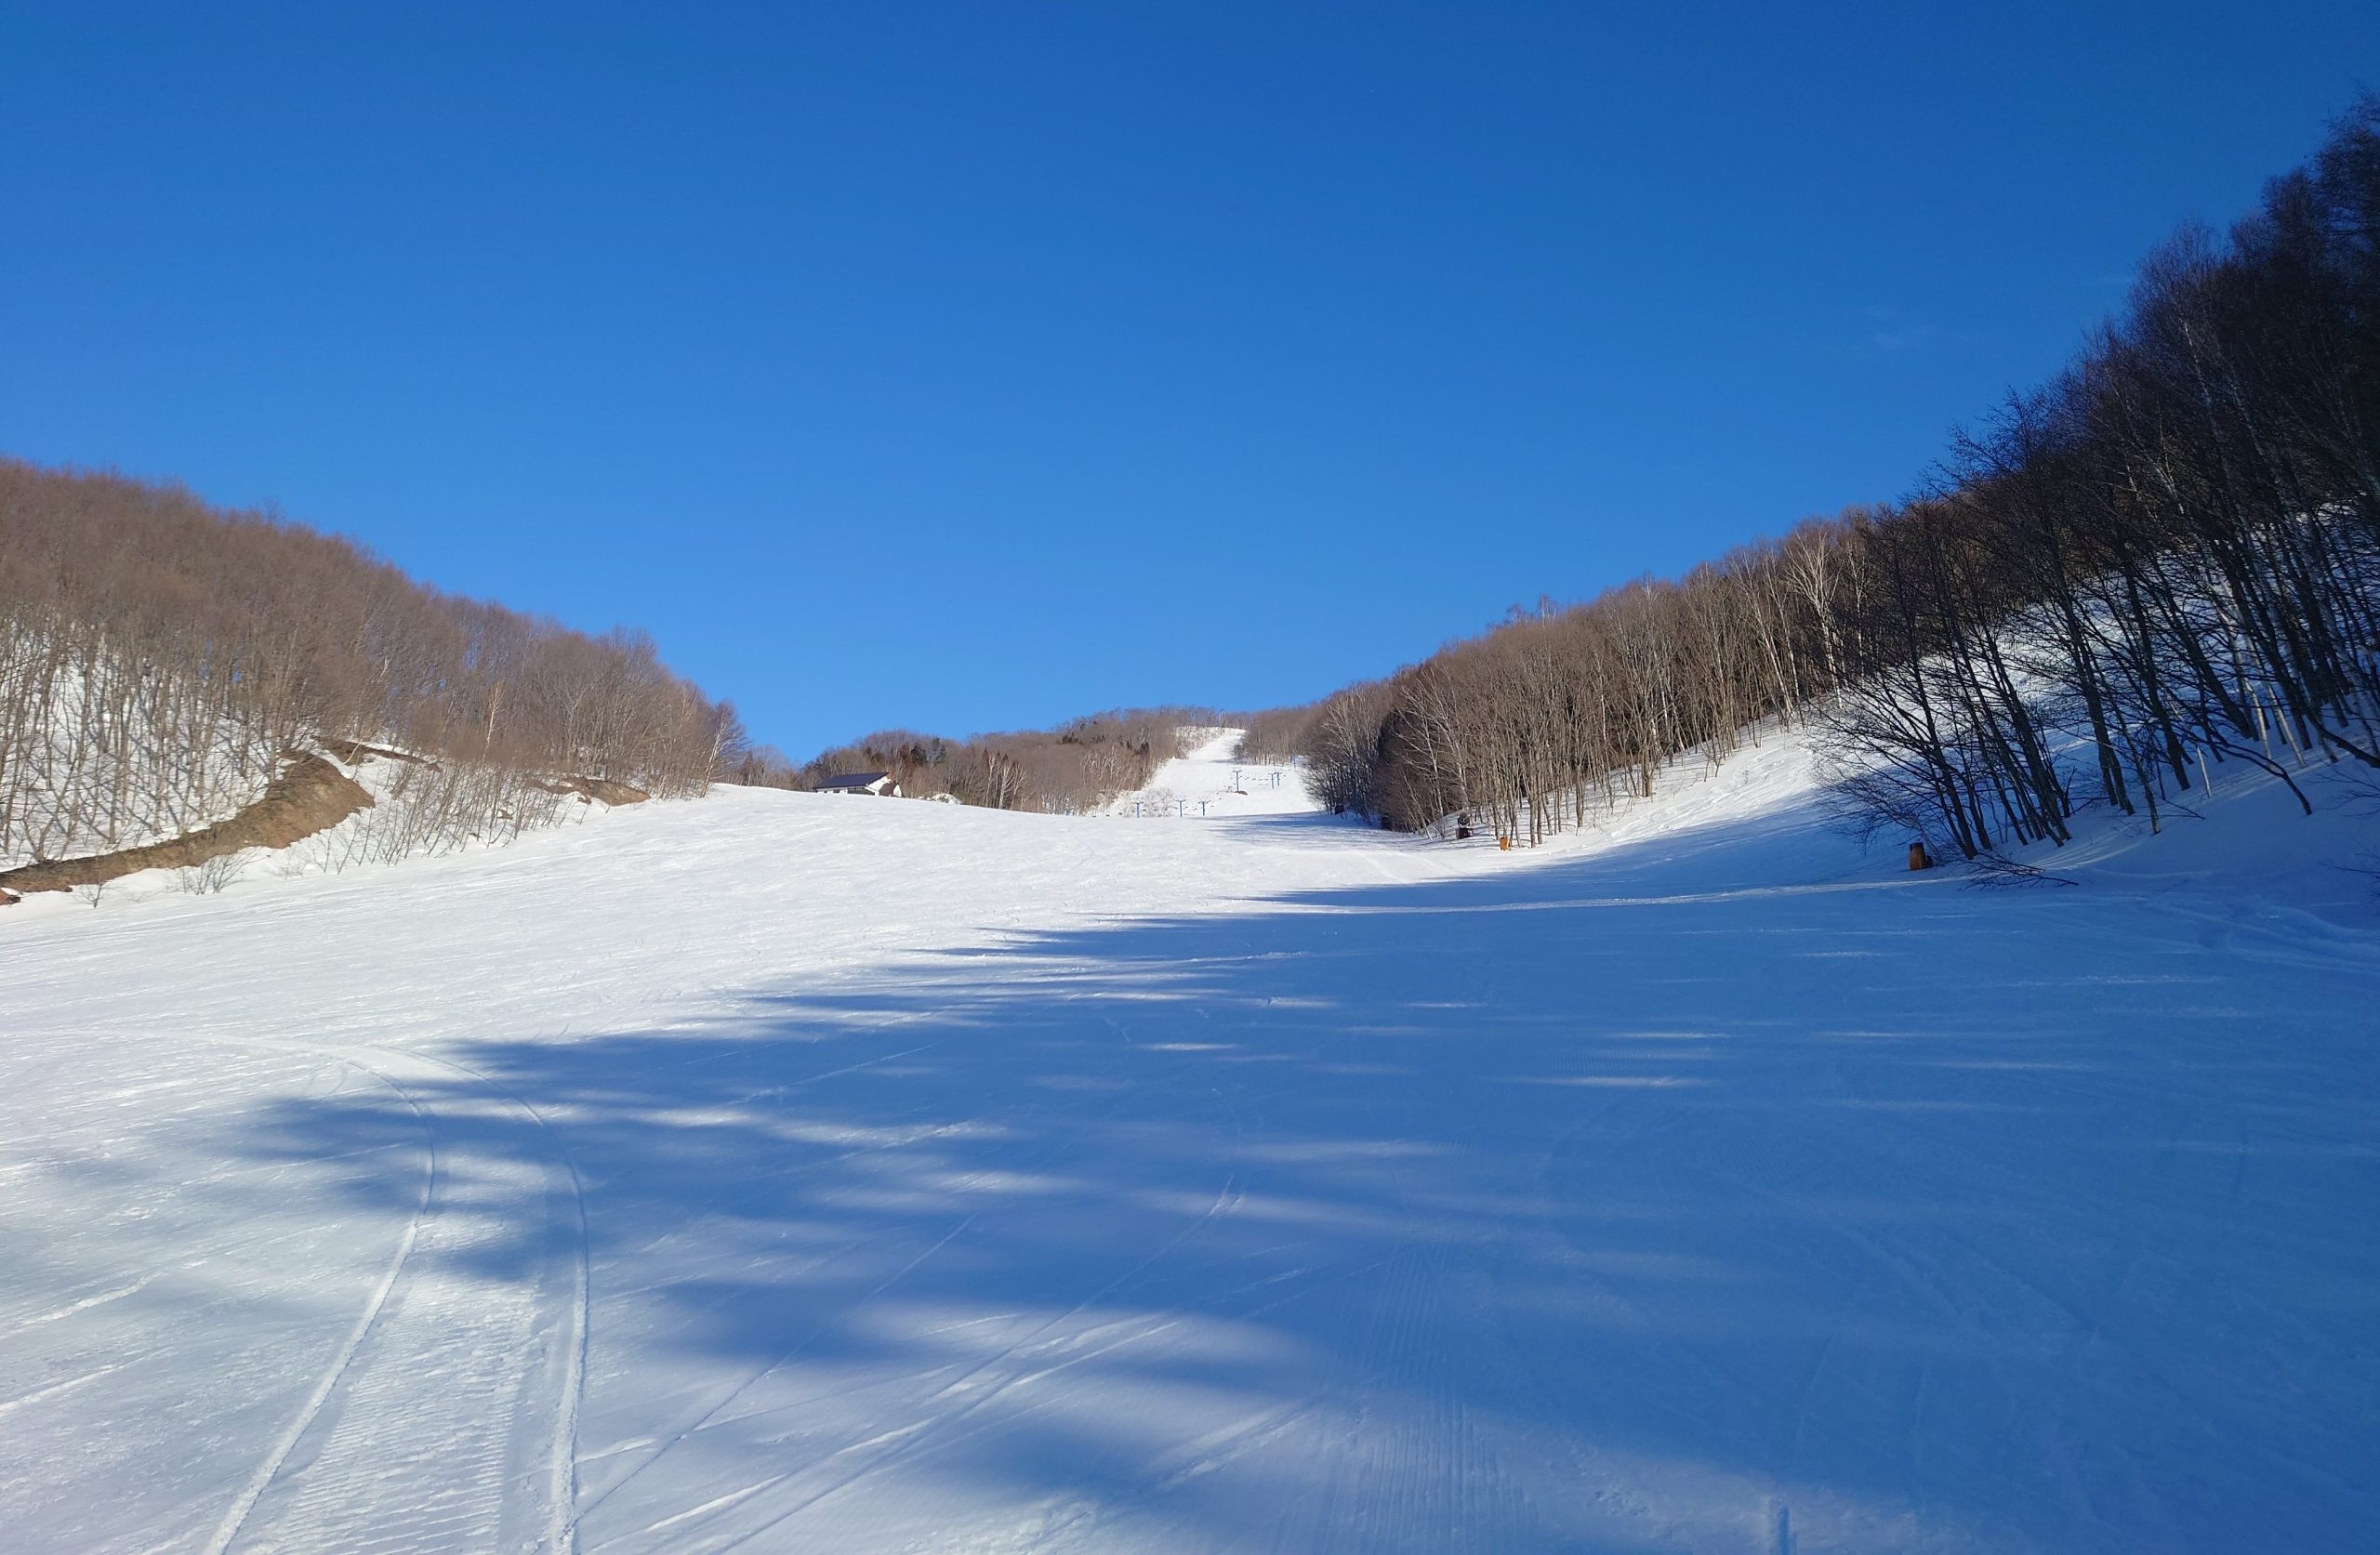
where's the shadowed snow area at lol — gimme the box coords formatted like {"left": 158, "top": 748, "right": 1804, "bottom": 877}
{"left": 4, "top": 732, "right": 2377, "bottom": 1553}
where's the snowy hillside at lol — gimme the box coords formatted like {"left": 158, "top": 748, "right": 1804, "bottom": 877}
{"left": 1102, "top": 727, "right": 1319, "bottom": 819}
{"left": 5, "top": 727, "right": 2378, "bottom": 1553}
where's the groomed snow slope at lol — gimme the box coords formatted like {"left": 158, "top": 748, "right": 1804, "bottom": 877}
{"left": 1103, "top": 728, "right": 1316, "bottom": 818}
{"left": 4, "top": 730, "right": 2377, "bottom": 1553}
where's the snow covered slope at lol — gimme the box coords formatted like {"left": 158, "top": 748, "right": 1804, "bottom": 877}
{"left": 1103, "top": 727, "right": 1318, "bottom": 818}
{"left": 5, "top": 731, "right": 2377, "bottom": 1553}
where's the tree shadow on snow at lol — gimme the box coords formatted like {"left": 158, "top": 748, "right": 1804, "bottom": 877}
{"left": 223, "top": 797, "right": 2380, "bottom": 1554}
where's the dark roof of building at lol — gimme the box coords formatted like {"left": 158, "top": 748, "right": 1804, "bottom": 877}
{"left": 818, "top": 771, "right": 891, "bottom": 789}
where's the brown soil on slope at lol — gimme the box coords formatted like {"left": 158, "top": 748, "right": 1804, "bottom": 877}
{"left": 0, "top": 752, "right": 375, "bottom": 903}
{"left": 320, "top": 737, "right": 430, "bottom": 766}
{"left": 533, "top": 773, "right": 651, "bottom": 806}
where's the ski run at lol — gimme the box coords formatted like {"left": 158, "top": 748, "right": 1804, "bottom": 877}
{"left": 4, "top": 727, "right": 2377, "bottom": 1553}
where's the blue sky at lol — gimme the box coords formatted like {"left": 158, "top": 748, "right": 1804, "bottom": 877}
{"left": 5, "top": 5, "right": 2374, "bottom": 756}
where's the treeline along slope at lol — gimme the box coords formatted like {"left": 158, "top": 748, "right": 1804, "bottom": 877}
{"left": 745, "top": 708, "right": 1214, "bottom": 815}
{"left": 1256, "top": 99, "right": 2380, "bottom": 859}
{"left": 0, "top": 461, "right": 744, "bottom": 873}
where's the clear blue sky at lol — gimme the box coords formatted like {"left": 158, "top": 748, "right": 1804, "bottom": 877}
{"left": 5, "top": 5, "right": 2374, "bottom": 756}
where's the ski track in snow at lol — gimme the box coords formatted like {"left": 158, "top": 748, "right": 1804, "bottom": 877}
{"left": 5, "top": 727, "right": 2379, "bottom": 1552}
{"left": 188, "top": 1041, "right": 588, "bottom": 1555}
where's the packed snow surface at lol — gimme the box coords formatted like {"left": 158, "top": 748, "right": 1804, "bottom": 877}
{"left": 5, "top": 729, "right": 2377, "bottom": 1552}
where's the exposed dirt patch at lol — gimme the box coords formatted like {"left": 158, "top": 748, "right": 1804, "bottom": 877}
{"left": 534, "top": 774, "right": 650, "bottom": 806}
{"left": 321, "top": 737, "right": 433, "bottom": 767}
{"left": 324, "top": 739, "right": 643, "bottom": 806}
{"left": 0, "top": 753, "right": 375, "bottom": 899}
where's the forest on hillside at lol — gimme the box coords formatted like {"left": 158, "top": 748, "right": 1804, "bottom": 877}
{"left": 15, "top": 103, "right": 2377, "bottom": 871}
{"left": 0, "top": 463, "right": 746, "bottom": 873}
{"left": 1253, "top": 99, "right": 2380, "bottom": 860}
{"left": 742, "top": 708, "right": 1218, "bottom": 815}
